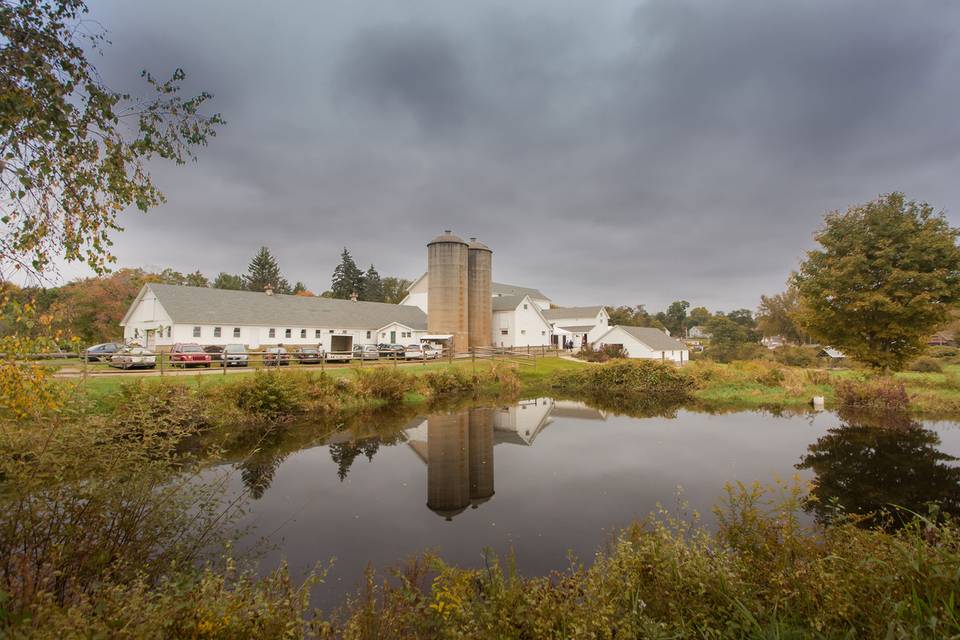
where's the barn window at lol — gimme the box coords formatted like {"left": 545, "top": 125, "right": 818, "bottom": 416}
{"left": 315, "top": 329, "right": 321, "bottom": 338}
{"left": 269, "top": 328, "right": 276, "bottom": 338}
{"left": 366, "top": 331, "right": 371, "bottom": 339}
{"left": 521, "top": 329, "right": 526, "bottom": 335}
{"left": 285, "top": 329, "right": 292, "bottom": 339}
{"left": 501, "top": 329, "right": 508, "bottom": 335}
{"left": 300, "top": 329, "right": 306, "bottom": 338}
{"left": 233, "top": 327, "right": 241, "bottom": 338}
{"left": 166, "top": 327, "right": 171, "bottom": 338}
{"left": 192, "top": 326, "right": 201, "bottom": 338}
{"left": 541, "top": 330, "right": 546, "bottom": 335}
{"left": 213, "top": 327, "right": 221, "bottom": 338}
{"left": 523, "top": 304, "right": 528, "bottom": 310}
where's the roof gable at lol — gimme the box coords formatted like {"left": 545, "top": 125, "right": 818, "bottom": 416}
{"left": 600, "top": 325, "right": 686, "bottom": 351}
{"left": 542, "top": 306, "right": 605, "bottom": 321}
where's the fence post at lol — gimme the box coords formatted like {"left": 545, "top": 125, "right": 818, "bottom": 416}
{"left": 82, "top": 349, "right": 88, "bottom": 382}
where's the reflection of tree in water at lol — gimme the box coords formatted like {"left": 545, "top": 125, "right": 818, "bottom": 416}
{"left": 329, "top": 438, "right": 381, "bottom": 481}
{"left": 797, "top": 416, "right": 960, "bottom": 528}
{"left": 238, "top": 453, "right": 287, "bottom": 499}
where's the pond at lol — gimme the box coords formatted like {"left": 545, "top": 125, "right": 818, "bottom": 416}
{"left": 216, "top": 398, "right": 960, "bottom": 611}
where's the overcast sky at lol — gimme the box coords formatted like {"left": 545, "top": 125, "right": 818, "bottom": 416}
{"left": 61, "top": 0, "right": 960, "bottom": 310}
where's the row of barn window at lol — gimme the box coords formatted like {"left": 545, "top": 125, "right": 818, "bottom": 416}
{"left": 129, "top": 327, "right": 412, "bottom": 341}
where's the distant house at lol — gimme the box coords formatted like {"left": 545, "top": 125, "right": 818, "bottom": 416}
{"left": 542, "top": 306, "right": 610, "bottom": 348}
{"left": 592, "top": 325, "right": 689, "bottom": 363}
{"left": 491, "top": 295, "right": 552, "bottom": 348}
{"left": 761, "top": 335, "right": 787, "bottom": 349}
{"left": 928, "top": 330, "right": 957, "bottom": 347}
{"left": 820, "top": 347, "right": 846, "bottom": 364}
{"left": 688, "top": 326, "right": 710, "bottom": 339}
{"left": 120, "top": 283, "right": 427, "bottom": 350}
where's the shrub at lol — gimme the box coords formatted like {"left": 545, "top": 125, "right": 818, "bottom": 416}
{"left": 835, "top": 377, "right": 910, "bottom": 413}
{"left": 552, "top": 360, "right": 692, "bottom": 397}
{"left": 928, "top": 345, "right": 958, "bottom": 359}
{"left": 772, "top": 345, "right": 820, "bottom": 367}
{"left": 110, "top": 379, "right": 210, "bottom": 436}
{"left": 909, "top": 356, "right": 943, "bottom": 373}
{"left": 352, "top": 367, "right": 417, "bottom": 404}
{"left": 575, "top": 343, "right": 627, "bottom": 363}
{"left": 224, "top": 370, "right": 307, "bottom": 417}
{"left": 421, "top": 367, "right": 477, "bottom": 396}
{"left": 756, "top": 366, "right": 785, "bottom": 387}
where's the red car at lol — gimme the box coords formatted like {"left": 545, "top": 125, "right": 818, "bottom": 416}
{"left": 169, "top": 343, "right": 212, "bottom": 368}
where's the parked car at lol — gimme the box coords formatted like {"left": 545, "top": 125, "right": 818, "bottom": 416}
{"left": 109, "top": 347, "right": 156, "bottom": 369}
{"left": 353, "top": 344, "right": 380, "bottom": 360}
{"left": 204, "top": 345, "right": 225, "bottom": 363}
{"left": 221, "top": 343, "right": 249, "bottom": 367}
{"left": 422, "top": 344, "right": 441, "bottom": 360}
{"left": 263, "top": 347, "right": 290, "bottom": 366}
{"left": 378, "top": 343, "right": 405, "bottom": 359}
{"left": 169, "top": 343, "right": 212, "bottom": 367}
{"left": 405, "top": 344, "right": 426, "bottom": 360}
{"left": 82, "top": 342, "right": 123, "bottom": 362}
{"left": 292, "top": 346, "right": 323, "bottom": 364}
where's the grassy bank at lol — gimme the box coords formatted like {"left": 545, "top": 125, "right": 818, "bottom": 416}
{"left": 11, "top": 481, "right": 960, "bottom": 639}
{"left": 59, "top": 355, "right": 960, "bottom": 418}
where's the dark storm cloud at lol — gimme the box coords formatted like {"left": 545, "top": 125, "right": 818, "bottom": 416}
{"left": 64, "top": 0, "right": 960, "bottom": 310}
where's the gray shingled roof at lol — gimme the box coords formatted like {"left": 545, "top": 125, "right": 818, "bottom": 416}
{"left": 605, "top": 325, "right": 686, "bottom": 351}
{"left": 492, "top": 282, "right": 550, "bottom": 301}
{"left": 491, "top": 295, "right": 526, "bottom": 311}
{"left": 140, "top": 283, "right": 427, "bottom": 330}
{"left": 542, "top": 306, "right": 605, "bottom": 320}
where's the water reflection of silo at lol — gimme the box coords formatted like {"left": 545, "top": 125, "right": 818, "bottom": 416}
{"left": 469, "top": 407, "right": 495, "bottom": 507}
{"left": 427, "top": 411, "right": 471, "bottom": 520}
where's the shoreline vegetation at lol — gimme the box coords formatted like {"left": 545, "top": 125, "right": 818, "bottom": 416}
{"left": 4, "top": 358, "right": 960, "bottom": 637}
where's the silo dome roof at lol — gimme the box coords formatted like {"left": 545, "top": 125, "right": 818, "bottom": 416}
{"left": 428, "top": 230, "right": 467, "bottom": 246}
{"left": 467, "top": 237, "right": 492, "bottom": 252}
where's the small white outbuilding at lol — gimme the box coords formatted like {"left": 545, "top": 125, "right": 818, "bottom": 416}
{"left": 592, "top": 325, "right": 689, "bottom": 363}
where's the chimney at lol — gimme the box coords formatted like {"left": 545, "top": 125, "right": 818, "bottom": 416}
{"left": 350, "top": 291, "right": 358, "bottom": 302}
{"left": 264, "top": 284, "right": 274, "bottom": 296}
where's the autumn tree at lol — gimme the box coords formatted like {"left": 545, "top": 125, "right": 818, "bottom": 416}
{"left": 213, "top": 272, "right": 244, "bottom": 290}
{"left": 243, "top": 247, "right": 290, "bottom": 294}
{"left": 757, "top": 288, "right": 805, "bottom": 344}
{"left": 0, "top": 0, "right": 222, "bottom": 279}
{"left": 793, "top": 193, "right": 960, "bottom": 370}
{"left": 330, "top": 248, "right": 363, "bottom": 299}
{"left": 688, "top": 306, "right": 711, "bottom": 328}
{"left": 703, "top": 315, "right": 759, "bottom": 362}
{"left": 382, "top": 276, "right": 411, "bottom": 304}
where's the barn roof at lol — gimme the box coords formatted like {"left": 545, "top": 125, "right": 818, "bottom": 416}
{"left": 542, "top": 306, "right": 605, "bottom": 320}
{"left": 491, "top": 295, "right": 527, "bottom": 311}
{"left": 491, "top": 282, "right": 550, "bottom": 301}
{"left": 128, "top": 283, "right": 427, "bottom": 330}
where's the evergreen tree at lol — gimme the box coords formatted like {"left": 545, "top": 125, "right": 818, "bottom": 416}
{"left": 330, "top": 248, "right": 364, "bottom": 299}
{"left": 292, "top": 281, "right": 307, "bottom": 294}
{"left": 361, "top": 265, "right": 384, "bottom": 302}
{"left": 244, "top": 247, "right": 290, "bottom": 294}
{"left": 213, "top": 272, "right": 245, "bottom": 290}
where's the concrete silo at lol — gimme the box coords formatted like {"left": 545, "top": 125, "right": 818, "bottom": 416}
{"left": 427, "top": 231, "right": 470, "bottom": 353}
{"left": 467, "top": 238, "right": 493, "bottom": 349}
{"left": 426, "top": 410, "right": 470, "bottom": 521}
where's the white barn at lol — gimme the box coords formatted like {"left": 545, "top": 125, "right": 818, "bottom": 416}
{"left": 120, "top": 283, "right": 428, "bottom": 351}
{"left": 542, "top": 306, "right": 610, "bottom": 348}
{"left": 491, "top": 295, "right": 553, "bottom": 348}
{"left": 592, "top": 325, "right": 689, "bottom": 363}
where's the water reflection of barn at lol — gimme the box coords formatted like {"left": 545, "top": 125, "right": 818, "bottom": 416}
{"left": 404, "top": 398, "right": 607, "bottom": 520}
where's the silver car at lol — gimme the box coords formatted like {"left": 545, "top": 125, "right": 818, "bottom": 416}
{"left": 353, "top": 344, "right": 380, "bottom": 360}
{"left": 110, "top": 347, "right": 157, "bottom": 369}
{"left": 222, "top": 343, "right": 249, "bottom": 367}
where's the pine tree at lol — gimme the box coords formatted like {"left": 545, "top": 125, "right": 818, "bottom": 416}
{"left": 361, "top": 265, "right": 384, "bottom": 302}
{"left": 292, "top": 281, "right": 307, "bottom": 294}
{"left": 244, "top": 247, "right": 290, "bottom": 293}
{"left": 330, "top": 248, "right": 364, "bottom": 299}
{"left": 213, "top": 272, "right": 245, "bottom": 290}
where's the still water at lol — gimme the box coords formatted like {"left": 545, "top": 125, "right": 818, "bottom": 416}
{"left": 217, "top": 399, "right": 960, "bottom": 610}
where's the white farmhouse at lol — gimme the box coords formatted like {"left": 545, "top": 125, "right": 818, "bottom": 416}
{"left": 541, "top": 306, "right": 610, "bottom": 348}
{"left": 592, "top": 325, "right": 689, "bottom": 363}
{"left": 491, "top": 295, "right": 553, "bottom": 348}
{"left": 120, "top": 283, "right": 427, "bottom": 351}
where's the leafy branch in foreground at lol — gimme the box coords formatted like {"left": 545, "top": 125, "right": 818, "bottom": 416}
{"left": 0, "top": 0, "right": 223, "bottom": 278}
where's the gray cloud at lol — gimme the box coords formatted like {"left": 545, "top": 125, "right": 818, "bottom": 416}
{"left": 55, "top": 0, "right": 960, "bottom": 311}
